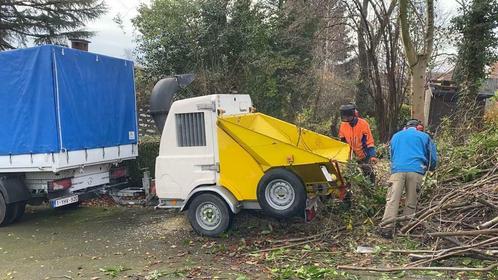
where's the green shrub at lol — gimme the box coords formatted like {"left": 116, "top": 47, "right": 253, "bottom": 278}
{"left": 343, "top": 160, "right": 387, "bottom": 218}
{"left": 363, "top": 115, "right": 379, "bottom": 144}
{"left": 433, "top": 121, "right": 498, "bottom": 182}
{"left": 125, "top": 135, "right": 160, "bottom": 184}
{"left": 397, "top": 104, "right": 411, "bottom": 129}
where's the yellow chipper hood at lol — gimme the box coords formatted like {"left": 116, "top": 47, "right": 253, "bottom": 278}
{"left": 217, "top": 113, "right": 350, "bottom": 201}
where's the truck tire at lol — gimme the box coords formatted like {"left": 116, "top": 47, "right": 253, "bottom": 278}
{"left": 0, "top": 176, "right": 30, "bottom": 205}
{"left": 0, "top": 193, "right": 14, "bottom": 226}
{"left": 257, "top": 168, "right": 306, "bottom": 219}
{"left": 187, "top": 193, "right": 232, "bottom": 237}
{"left": 7, "top": 201, "right": 26, "bottom": 224}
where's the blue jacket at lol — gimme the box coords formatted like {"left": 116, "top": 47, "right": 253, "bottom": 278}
{"left": 390, "top": 127, "right": 438, "bottom": 175}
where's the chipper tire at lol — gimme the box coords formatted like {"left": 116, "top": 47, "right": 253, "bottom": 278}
{"left": 257, "top": 168, "right": 306, "bottom": 219}
{"left": 187, "top": 193, "right": 232, "bottom": 237}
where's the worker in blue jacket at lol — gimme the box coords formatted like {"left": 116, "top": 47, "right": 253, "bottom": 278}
{"left": 378, "top": 119, "right": 437, "bottom": 239}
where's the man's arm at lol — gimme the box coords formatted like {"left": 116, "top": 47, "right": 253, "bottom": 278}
{"left": 365, "top": 123, "right": 375, "bottom": 147}
{"left": 389, "top": 133, "right": 398, "bottom": 161}
{"left": 338, "top": 123, "right": 347, "bottom": 143}
{"left": 365, "top": 144, "right": 377, "bottom": 160}
{"left": 427, "top": 138, "right": 438, "bottom": 171}
{"left": 364, "top": 123, "right": 377, "bottom": 161}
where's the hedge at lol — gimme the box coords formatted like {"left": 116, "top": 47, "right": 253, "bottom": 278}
{"left": 125, "top": 135, "right": 160, "bottom": 184}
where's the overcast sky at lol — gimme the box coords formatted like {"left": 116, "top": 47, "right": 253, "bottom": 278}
{"left": 85, "top": 0, "right": 148, "bottom": 59}
{"left": 86, "top": 0, "right": 460, "bottom": 60}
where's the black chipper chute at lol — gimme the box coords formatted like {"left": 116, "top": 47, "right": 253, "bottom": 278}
{"left": 149, "top": 74, "right": 195, "bottom": 133}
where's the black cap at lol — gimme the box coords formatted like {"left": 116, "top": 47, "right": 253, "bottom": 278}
{"left": 339, "top": 103, "right": 356, "bottom": 117}
{"left": 339, "top": 103, "right": 356, "bottom": 111}
{"left": 406, "top": 119, "right": 421, "bottom": 127}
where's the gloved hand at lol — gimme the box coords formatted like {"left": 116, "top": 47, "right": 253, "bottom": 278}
{"left": 369, "top": 157, "right": 378, "bottom": 164}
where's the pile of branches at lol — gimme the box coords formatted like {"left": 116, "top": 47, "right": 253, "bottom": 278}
{"left": 388, "top": 168, "right": 498, "bottom": 269}
{"left": 337, "top": 168, "right": 498, "bottom": 273}
{"left": 385, "top": 123, "right": 498, "bottom": 269}
{"left": 339, "top": 123, "right": 498, "bottom": 272}
{"left": 399, "top": 124, "right": 497, "bottom": 260}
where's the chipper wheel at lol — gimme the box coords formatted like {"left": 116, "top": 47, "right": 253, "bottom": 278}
{"left": 257, "top": 168, "right": 306, "bottom": 219}
{"left": 187, "top": 193, "right": 233, "bottom": 237}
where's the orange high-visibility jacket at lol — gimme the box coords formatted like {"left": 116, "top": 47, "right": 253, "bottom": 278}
{"left": 338, "top": 118, "right": 376, "bottom": 161}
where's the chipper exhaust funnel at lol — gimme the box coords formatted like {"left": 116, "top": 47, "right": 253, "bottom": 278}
{"left": 149, "top": 74, "right": 195, "bottom": 132}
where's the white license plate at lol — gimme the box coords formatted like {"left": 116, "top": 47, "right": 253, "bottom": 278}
{"left": 50, "top": 195, "right": 79, "bottom": 208}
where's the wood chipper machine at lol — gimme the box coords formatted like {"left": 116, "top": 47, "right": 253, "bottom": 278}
{"left": 150, "top": 75, "right": 351, "bottom": 236}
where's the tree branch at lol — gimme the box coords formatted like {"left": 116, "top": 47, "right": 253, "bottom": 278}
{"left": 424, "top": 0, "right": 434, "bottom": 57}
{"left": 399, "top": 0, "right": 417, "bottom": 65}
{"left": 370, "top": 0, "right": 397, "bottom": 49}
{"left": 337, "top": 263, "right": 498, "bottom": 272}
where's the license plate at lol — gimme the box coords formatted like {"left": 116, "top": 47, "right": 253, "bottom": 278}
{"left": 50, "top": 195, "right": 79, "bottom": 208}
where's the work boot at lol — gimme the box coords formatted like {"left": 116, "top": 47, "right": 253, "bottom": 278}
{"left": 376, "top": 227, "right": 394, "bottom": 239}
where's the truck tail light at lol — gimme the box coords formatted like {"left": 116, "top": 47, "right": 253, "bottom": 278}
{"left": 48, "top": 178, "right": 72, "bottom": 191}
{"left": 150, "top": 180, "right": 156, "bottom": 195}
{"left": 110, "top": 166, "right": 127, "bottom": 179}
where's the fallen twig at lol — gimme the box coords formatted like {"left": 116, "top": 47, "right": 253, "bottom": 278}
{"left": 337, "top": 262, "right": 498, "bottom": 272}
{"left": 479, "top": 216, "right": 498, "bottom": 229}
{"left": 428, "top": 229, "right": 498, "bottom": 237}
{"left": 378, "top": 215, "right": 412, "bottom": 227}
{"left": 246, "top": 239, "right": 319, "bottom": 255}
{"left": 407, "top": 236, "right": 498, "bottom": 267}
{"left": 268, "top": 226, "right": 346, "bottom": 244}
{"left": 390, "top": 249, "right": 438, "bottom": 254}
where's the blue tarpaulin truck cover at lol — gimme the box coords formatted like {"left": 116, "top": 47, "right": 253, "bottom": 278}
{"left": 0, "top": 45, "right": 138, "bottom": 155}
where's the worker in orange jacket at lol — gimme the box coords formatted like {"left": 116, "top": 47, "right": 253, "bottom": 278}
{"left": 338, "top": 103, "right": 377, "bottom": 183}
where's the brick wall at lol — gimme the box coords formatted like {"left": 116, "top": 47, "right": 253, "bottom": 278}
{"left": 138, "top": 105, "right": 159, "bottom": 138}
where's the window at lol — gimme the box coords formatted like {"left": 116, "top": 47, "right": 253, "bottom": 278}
{"left": 175, "top": 112, "right": 206, "bottom": 147}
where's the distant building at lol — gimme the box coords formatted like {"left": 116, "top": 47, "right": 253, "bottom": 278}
{"left": 480, "top": 62, "right": 498, "bottom": 112}
{"left": 425, "top": 65, "right": 497, "bottom": 128}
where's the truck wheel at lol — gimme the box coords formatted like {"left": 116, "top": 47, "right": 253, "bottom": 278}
{"left": 0, "top": 193, "right": 14, "bottom": 226}
{"left": 7, "top": 201, "right": 26, "bottom": 224}
{"left": 187, "top": 193, "right": 232, "bottom": 237}
{"left": 257, "top": 168, "right": 306, "bottom": 219}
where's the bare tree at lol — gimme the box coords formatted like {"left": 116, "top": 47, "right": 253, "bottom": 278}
{"left": 399, "top": 0, "right": 434, "bottom": 124}
{"left": 343, "top": 0, "right": 408, "bottom": 141}
{"left": 309, "top": 0, "right": 357, "bottom": 133}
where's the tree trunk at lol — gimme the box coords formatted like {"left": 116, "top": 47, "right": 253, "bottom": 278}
{"left": 410, "top": 58, "right": 428, "bottom": 122}
{"left": 356, "top": 0, "right": 372, "bottom": 115}
{"left": 357, "top": 38, "right": 372, "bottom": 115}
{"left": 399, "top": 0, "right": 434, "bottom": 125}
{"left": 353, "top": 0, "right": 404, "bottom": 141}
{"left": 370, "top": 48, "right": 388, "bottom": 142}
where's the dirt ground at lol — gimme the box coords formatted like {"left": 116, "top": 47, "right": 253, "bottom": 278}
{"left": 0, "top": 205, "right": 271, "bottom": 280}
{"left": 1, "top": 203, "right": 494, "bottom": 280}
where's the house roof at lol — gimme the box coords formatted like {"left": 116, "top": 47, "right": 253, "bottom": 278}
{"left": 490, "top": 62, "right": 498, "bottom": 79}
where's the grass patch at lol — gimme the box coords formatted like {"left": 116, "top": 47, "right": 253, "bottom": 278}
{"left": 99, "top": 265, "right": 131, "bottom": 278}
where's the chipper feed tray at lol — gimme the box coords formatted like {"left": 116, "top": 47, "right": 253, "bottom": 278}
{"left": 217, "top": 112, "right": 351, "bottom": 201}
